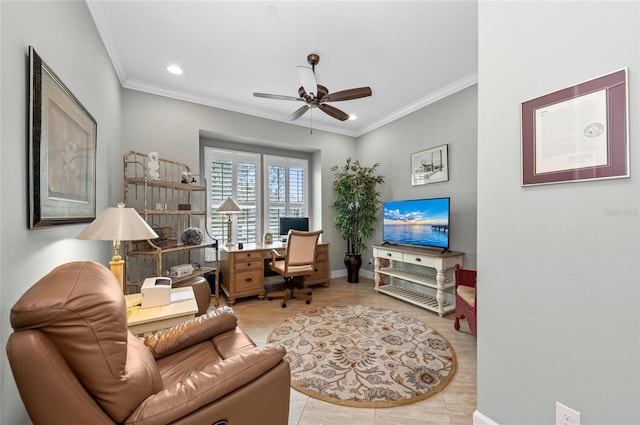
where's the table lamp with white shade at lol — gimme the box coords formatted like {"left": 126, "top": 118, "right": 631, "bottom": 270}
{"left": 76, "top": 202, "right": 158, "bottom": 291}
{"left": 216, "top": 197, "right": 242, "bottom": 246}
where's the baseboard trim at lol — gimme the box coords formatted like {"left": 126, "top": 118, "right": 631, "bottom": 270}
{"left": 329, "top": 269, "right": 375, "bottom": 281}
{"left": 360, "top": 269, "right": 374, "bottom": 280}
{"left": 330, "top": 269, "right": 347, "bottom": 279}
{"left": 474, "top": 410, "right": 499, "bottom": 425}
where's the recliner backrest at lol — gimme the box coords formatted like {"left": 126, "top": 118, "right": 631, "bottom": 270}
{"left": 9, "top": 261, "right": 163, "bottom": 422}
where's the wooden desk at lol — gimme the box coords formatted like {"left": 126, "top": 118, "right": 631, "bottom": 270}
{"left": 220, "top": 241, "right": 329, "bottom": 306}
{"left": 125, "top": 287, "right": 198, "bottom": 335}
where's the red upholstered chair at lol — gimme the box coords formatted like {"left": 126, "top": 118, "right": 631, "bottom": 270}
{"left": 454, "top": 264, "right": 477, "bottom": 337}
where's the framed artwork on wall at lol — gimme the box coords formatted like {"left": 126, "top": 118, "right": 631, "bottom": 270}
{"left": 28, "top": 46, "right": 97, "bottom": 228}
{"left": 411, "top": 144, "right": 449, "bottom": 186}
{"left": 521, "top": 68, "right": 628, "bottom": 186}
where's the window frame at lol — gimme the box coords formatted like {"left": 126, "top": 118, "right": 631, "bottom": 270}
{"left": 204, "top": 147, "right": 309, "bottom": 246}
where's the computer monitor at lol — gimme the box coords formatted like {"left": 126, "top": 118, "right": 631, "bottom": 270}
{"left": 279, "top": 217, "right": 309, "bottom": 240}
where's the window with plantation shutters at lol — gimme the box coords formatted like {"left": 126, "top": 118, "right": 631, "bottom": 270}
{"left": 204, "top": 148, "right": 261, "bottom": 247}
{"left": 204, "top": 148, "right": 308, "bottom": 250}
{"left": 264, "top": 155, "right": 308, "bottom": 235}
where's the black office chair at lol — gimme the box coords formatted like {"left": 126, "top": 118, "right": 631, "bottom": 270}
{"left": 268, "top": 229, "right": 323, "bottom": 308}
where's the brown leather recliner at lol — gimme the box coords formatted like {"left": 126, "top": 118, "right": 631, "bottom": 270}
{"left": 6, "top": 261, "right": 290, "bottom": 425}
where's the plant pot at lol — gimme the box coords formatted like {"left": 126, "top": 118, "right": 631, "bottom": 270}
{"left": 344, "top": 253, "right": 362, "bottom": 283}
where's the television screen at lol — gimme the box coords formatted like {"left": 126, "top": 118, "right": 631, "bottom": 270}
{"left": 279, "top": 217, "right": 309, "bottom": 237}
{"left": 383, "top": 197, "right": 450, "bottom": 249}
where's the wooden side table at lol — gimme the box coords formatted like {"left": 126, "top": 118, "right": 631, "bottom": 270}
{"left": 125, "top": 287, "right": 198, "bottom": 335}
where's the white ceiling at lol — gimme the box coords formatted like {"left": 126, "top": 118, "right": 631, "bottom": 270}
{"left": 86, "top": 1, "right": 478, "bottom": 137}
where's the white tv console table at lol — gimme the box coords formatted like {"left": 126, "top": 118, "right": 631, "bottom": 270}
{"left": 373, "top": 245, "right": 464, "bottom": 316}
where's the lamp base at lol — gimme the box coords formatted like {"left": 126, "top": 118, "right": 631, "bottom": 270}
{"left": 109, "top": 255, "right": 124, "bottom": 293}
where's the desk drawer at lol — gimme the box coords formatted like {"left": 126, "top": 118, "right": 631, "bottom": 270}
{"left": 234, "top": 269, "right": 264, "bottom": 292}
{"left": 311, "top": 260, "right": 329, "bottom": 279}
{"left": 314, "top": 246, "right": 328, "bottom": 261}
{"left": 233, "top": 251, "right": 269, "bottom": 261}
{"left": 233, "top": 259, "right": 263, "bottom": 271}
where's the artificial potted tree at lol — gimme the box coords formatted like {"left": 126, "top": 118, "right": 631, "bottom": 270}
{"left": 330, "top": 157, "right": 384, "bottom": 283}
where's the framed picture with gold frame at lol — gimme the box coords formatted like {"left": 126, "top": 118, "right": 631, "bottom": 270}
{"left": 28, "top": 46, "right": 97, "bottom": 228}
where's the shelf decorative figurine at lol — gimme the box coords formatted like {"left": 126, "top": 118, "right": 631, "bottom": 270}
{"left": 147, "top": 152, "right": 160, "bottom": 179}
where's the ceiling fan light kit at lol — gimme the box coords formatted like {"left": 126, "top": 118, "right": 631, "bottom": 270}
{"left": 253, "top": 53, "right": 372, "bottom": 123}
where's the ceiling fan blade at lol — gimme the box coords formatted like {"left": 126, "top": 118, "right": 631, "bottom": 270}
{"left": 253, "top": 92, "right": 303, "bottom": 101}
{"left": 288, "top": 104, "right": 310, "bottom": 121}
{"left": 319, "top": 104, "right": 350, "bottom": 121}
{"left": 323, "top": 87, "right": 372, "bottom": 102}
{"left": 297, "top": 66, "right": 317, "bottom": 98}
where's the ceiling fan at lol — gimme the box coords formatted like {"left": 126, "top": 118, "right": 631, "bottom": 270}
{"left": 253, "top": 53, "right": 372, "bottom": 122}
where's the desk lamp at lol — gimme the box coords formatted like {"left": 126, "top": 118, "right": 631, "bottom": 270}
{"left": 216, "top": 197, "right": 242, "bottom": 246}
{"left": 76, "top": 202, "right": 158, "bottom": 291}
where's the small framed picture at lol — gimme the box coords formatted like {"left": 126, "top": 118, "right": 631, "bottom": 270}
{"left": 263, "top": 232, "right": 273, "bottom": 244}
{"left": 411, "top": 144, "right": 449, "bottom": 186}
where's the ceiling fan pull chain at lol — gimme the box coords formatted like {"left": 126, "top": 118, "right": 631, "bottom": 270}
{"left": 310, "top": 108, "right": 313, "bottom": 134}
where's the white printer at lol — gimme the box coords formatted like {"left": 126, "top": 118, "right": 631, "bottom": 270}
{"left": 141, "top": 277, "right": 172, "bottom": 308}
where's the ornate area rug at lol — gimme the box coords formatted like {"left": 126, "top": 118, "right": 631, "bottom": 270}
{"left": 267, "top": 305, "right": 456, "bottom": 407}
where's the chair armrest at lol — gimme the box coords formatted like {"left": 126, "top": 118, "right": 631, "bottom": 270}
{"left": 125, "top": 345, "right": 286, "bottom": 425}
{"left": 143, "top": 307, "right": 237, "bottom": 359}
{"left": 270, "top": 249, "right": 284, "bottom": 264}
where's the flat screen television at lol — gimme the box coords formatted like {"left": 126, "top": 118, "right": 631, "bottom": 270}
{"left": 382, "top": 197, "right": 450, "bottom": 249}
{"left": 279, "top": 217, "right": 309, "bottom": 238}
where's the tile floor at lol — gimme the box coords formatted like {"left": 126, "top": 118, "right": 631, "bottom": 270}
{"left": 211, "top": 276, "right": 477, "bottom": 425}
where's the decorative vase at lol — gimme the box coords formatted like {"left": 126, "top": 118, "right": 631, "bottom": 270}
{"left": 344, "top": 253, "right": 362, "bottom": 283}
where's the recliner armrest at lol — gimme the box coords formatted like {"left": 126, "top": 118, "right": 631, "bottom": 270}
{"left": 125, "top": 345, "right": 287, "bottom": 425}
{"left": 143, "top": 307, "right": 237, "bottom": 359}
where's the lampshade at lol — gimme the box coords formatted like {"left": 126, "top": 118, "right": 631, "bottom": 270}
{"left": 216, "top": 197, "right": 242, "bottom": 213}
{"left": 76, "top": 203, "right": 158, "bottom": 241}
{"left": 76, "top": 203, "right": 158, "bottom": 293}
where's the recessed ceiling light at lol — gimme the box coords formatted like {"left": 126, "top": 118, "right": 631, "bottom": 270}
{"left": 266, "top": 5, "right": 277, "bottom": 16}
{"left": 348, "top": 115, "right": 358, "bottom": 120}
{"left": 166, "top": 65, "right": 183, "bottom": 75}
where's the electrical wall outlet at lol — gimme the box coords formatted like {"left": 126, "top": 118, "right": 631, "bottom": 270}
{"left": 556, "top": 402, "right": 581, "bottom": 425}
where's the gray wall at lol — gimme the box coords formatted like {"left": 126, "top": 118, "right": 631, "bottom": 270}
{"left": 477, "top": 1, "right": 639, "bottom": 424}
{"left": 0, "top": 1, "right": 123, "bottom": 424}
{"left": 358, "top": 85, "right": 478, "bottom": 270}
